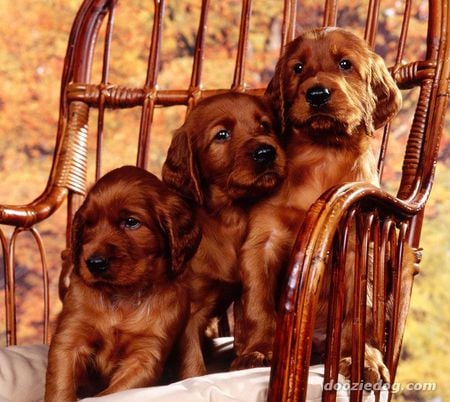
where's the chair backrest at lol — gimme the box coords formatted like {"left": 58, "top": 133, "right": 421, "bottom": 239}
{"left": 32, "top": 0, "right": 449, "bottom": 228}
{"left": 1, "top": 1, "right": 449, "bottom": 396}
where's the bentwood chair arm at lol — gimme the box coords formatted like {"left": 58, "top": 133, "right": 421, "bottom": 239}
{"left": 269, "top": 182, "right": 421, "bottom": 402}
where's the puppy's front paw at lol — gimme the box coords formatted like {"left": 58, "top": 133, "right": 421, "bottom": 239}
{"left": 339, "top": 345, "right": 390, "bottom": 386}
{"left": 231, "top": 351, "right": 272, "bottom": 370}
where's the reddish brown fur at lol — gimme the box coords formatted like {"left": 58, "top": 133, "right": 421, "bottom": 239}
{"left": 162, "top": 92, "right": 286, "bottom": 378}
{"left": 45, "top": 166, "right": 200, "bottom": 401}
{"left": 232, "top": 28, "right": 403, "bottom": 382}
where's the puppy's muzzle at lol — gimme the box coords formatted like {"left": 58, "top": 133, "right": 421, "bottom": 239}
{"left": 86, "top": 254, "right": 110, "bottom": 276}
{"left": 306, "top": 86, "right": 331, "bottom": 107}
{"left": 252, "top": 144, "right": 276, "bottom": 165}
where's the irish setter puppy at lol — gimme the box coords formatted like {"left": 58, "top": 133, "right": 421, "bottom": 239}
{"left": 45, "top": 166, "right": 201, "bottom": 401}
{"left": 162, "top": 92, "right": 286, "bottom": 379}
{"left": 232, "top": 28, "right": 403, "bottom": 383}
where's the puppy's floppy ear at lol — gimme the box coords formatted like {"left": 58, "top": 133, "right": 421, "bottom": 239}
{"left": 155, "top": 194, "right": 201, "bottom": 274}
{"left": 369, "top": 52, "right": 402, "bottom": 129}
{"left": 162, "top": 128, "right": 204, "bottom": 205}
{"left": 265, "top": 58, "right": 286, "bottom": 135}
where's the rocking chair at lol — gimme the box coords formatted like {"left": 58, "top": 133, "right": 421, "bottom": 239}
{"left": 1, "top": 0, "right": 449, "bottom": 401}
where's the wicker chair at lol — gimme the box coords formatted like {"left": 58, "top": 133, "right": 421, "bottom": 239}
{"left": 1, "top": 0, "right": 449, "bottom": 401}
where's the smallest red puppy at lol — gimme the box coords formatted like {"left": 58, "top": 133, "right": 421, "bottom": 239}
{"left": 45, "top": 166, "right": 200, "bottom": 401}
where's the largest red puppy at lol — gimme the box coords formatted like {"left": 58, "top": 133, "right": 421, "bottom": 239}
{"left": 232, "top": 28, "right": 404, "bottom": 383}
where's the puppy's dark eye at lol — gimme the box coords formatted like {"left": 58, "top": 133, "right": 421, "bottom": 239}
{"left": 339, "top": 59, "right": 352, "bottom": 70}
{"left": 293, "top": 62, "right": 304, "bottom": 74}
{"left": 260, "top": 120, "right": 272, "bottom": 131}
{"left": 122, "top": 217, "right": 141, "bottom": 230}
{"left": 214, "top": 129, "right": 231, "bottom": 142}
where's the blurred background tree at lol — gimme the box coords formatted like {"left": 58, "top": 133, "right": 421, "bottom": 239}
{"left": 0, "top": 0, "right": 448, "bottom": 400}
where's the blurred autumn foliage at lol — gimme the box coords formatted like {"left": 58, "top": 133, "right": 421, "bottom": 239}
{"left": 0, "top": 0, "right": 448, "bottom": 401}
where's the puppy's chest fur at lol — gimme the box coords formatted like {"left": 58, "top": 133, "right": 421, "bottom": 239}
{"left": 63, "top": 278, "right": 183, "bottom": 366}
{"left": 193, "top": 207, "right": 248, "bottom": 284}
{"left": 284, "top": 141, "right": 379, "bottom": 211}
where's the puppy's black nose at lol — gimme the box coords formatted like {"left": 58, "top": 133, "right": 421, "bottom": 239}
{"left": 86, "top": 255, "right": 109, "bottom": 275}
{"left": 306, "top": 86, "right": 331, "bottom": 107}
{"left": 252, "top": 144, "right": 276, "bottom": 164}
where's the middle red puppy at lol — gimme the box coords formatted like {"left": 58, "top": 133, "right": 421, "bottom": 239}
{"left": 162, "top": 92, "right": 286, "bottom": 378}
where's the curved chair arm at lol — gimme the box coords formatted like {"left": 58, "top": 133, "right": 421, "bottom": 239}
{"left": 0, "top": 99, "right": 89, "bottom": 229}
{"left": 0, "top": 188, "right": 68, "bottom": 228}
{"left": 0, "top": 0, "right": 103, "bottom": 230}
{"left": 268, "top": 182, "right": 420, "bottom": 402}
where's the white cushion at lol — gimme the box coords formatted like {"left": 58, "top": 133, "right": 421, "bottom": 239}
{"left": 0, "top": 339, "right": 387, "bottom": 402}
{"left": 80, "top": 366, "right": 388, "bottom": 402}
{"left": 0, "top": 344, "right": 48, "bottom": 402}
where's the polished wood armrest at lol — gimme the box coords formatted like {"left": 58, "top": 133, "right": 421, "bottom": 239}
{"left": 0, "top": 187, "right": 68, "bottom": 228}
{"left": 1, "top": 98, "right": 90, "bottom": 230}
{"left": 269, "top": 182, "right": 420, "bottom": 402}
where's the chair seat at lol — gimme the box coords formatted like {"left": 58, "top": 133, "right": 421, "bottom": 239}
{"left": 0, "top": 338, "right": 388, "bottom": 402}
